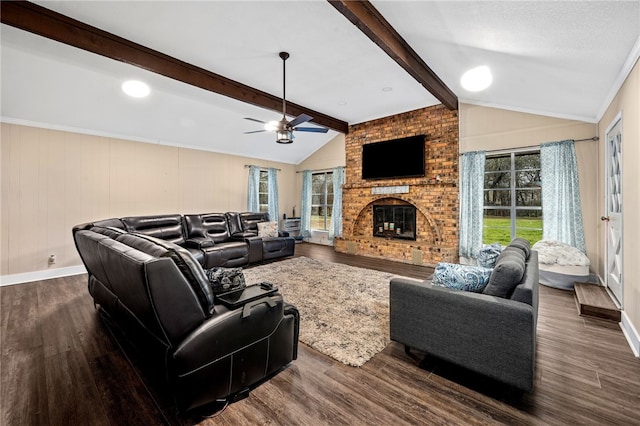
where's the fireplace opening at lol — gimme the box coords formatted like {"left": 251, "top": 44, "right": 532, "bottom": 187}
{"left": 373, "top": 205, "right": 417, "bottom": 240}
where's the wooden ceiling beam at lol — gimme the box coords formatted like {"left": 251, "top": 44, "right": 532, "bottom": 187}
{"left": 1, "top": 1, "right": 349, "bottom": 133}
{"left": 328, "top": 0, "right": 458, "bottom": 110}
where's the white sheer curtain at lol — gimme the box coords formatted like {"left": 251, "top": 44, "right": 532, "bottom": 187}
{"left": 540, "top": 140, "right": 586, "bottom": 252}
{"left": 267, "top": 167, "right": 279, "bottom": 221}
{"left": 247, "top": 165, "right": 260, "bottom": 212}
{"left": 300, "top": 170, "right": 312, "bottom": 238}
{"left": 459, "top": 151, "right": 486, "bottom": 259}
{"left": 328, "top": 167, "right": 345, "bottom": 241}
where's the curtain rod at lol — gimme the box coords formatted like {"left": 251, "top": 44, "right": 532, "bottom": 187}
{"left": 244, "top": 164, "right": 281, "bottom": 171}
{"left": 295, "top": 167, "right": 342, "bottom": 174}
{"left": 462, "top": 136, "right": 599, "bottom": 156}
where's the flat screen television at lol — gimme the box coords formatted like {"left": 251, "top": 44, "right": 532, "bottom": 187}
{"left": 361, "top": 135, "right": 425, "bottom": 180}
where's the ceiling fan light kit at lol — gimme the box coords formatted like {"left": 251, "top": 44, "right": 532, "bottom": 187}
{"left": 276, "top": 130, "right": 294, "bottom": 144}
{"left": 244, "top": 51, "right": 329, "bottom": 143}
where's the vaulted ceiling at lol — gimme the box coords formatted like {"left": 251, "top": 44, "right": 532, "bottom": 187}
{"left": 2, "top": 1, "right": 639, "bottom": 164}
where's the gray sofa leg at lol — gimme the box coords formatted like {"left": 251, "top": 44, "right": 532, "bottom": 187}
{"left": 404, "top": 345, "right": 411, "bottom": 355}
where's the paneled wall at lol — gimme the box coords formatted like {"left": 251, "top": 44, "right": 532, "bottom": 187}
{"left": 0, "top": 123, "right": 297, "bottom": 278}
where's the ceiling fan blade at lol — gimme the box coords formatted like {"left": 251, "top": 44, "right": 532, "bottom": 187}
{"left": 293, "top": 127, "right": 329, "bottom": 133}
{"left": 288, "top": 113, "right": 313, "bottom": 127}
{"left": 243, "top": 130, "right": 268, "bottom": 134}
{"left": 244, "top": 117, "right": 267, "bottom": 124}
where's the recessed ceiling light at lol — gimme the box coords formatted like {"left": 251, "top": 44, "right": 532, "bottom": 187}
{"left": 461, "top": 66, "right": 492, "bottom": 92}
{"left": 382, "top": 87, "right": 393, "bottom": 92}
{"left": 121, "top": 80, "right": 150, "bottom": 98}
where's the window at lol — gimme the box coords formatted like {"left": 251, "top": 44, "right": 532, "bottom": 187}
{"left": 311, "top": 171, "right": 333, "bottom": 230}
{"left": 258, "top": 170, "right": 269, "bottom": 213}
{"left": 483, "top": 151, "right": 542, "bottom": 245}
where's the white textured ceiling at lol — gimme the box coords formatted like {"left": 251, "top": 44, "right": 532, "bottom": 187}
{"left": 2, "top": 1, "right": 639, "bottom": 164}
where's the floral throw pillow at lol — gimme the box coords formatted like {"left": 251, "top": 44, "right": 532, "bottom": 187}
{"left": 257, "top": 221, "right": 279, "bottom": 238}
{"left": 432, "top": 262, "right": 493, "bottom": 293}
{"left": 205, "top": 267, "right": 246, "bottom": 295}
{"left": 477, "top": 243, "right": 502, "bottom": 268}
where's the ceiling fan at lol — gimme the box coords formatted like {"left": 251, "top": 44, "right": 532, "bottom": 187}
{"left": 244, "top": 52, "right": 328, "bottom": 144}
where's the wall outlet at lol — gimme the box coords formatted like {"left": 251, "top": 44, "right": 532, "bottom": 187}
{"left": 48, "top": 254, "right": 56, "bottom": 265}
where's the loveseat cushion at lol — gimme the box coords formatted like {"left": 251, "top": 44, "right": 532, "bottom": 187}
{"left": 482, "top": 247, "right": 526, "bottom": 298}
{"left": 116, "top": 233, "right": 215, "bottom": 316}
{"left": 509, "top": 238, "right": 531, "bottom": 259}
{"left": 432, "top": 263, "right": 493, "bottom": 293}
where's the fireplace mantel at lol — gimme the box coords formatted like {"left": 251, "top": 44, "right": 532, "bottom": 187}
{"left": 342, "top": 180, "right": 456, "bottom": 190}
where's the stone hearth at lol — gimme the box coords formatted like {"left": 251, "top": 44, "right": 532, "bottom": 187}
{"left": 335, "top": 105, "right": 459, "bottom": 266}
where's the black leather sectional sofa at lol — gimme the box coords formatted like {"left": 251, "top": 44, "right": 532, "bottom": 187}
{"left": 84, "top": 211, "right": 295, "bottom": 269}
{"left": 71, "top": 212, "right": 299, "bottom": 412}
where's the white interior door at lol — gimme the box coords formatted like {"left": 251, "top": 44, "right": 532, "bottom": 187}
{"left": 603, "top": 115, "right": 623, "bottom": 306}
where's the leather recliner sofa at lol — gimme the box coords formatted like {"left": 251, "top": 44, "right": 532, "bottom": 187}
{"left": 83, "top": 211, "right": 295, "bottom": 269}
{"left": 72, "top": 223, "right": 300, "bottom": 412}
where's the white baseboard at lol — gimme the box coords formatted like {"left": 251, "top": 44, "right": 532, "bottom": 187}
{"left": 620, "top": 311, "right": 640, "bottom": 358}
{"left": 0, "top": 265, "right": 86, "bottom": 286}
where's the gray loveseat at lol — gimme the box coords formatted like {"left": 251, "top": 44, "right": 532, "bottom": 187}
{"left": 389, "top": 240, "right": 539, "bottom": 392}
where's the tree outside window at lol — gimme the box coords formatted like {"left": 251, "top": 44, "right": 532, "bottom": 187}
{"left": 258, "top": 170, "right": 269, "bottom": 213}
{"left": 311, "top": 172, "right": 333, "bottom": 231}
{"left": 483, "top": 151, "right": 542, "bottom": 245}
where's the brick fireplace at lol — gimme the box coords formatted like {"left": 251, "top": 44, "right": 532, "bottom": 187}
{"left": 334, "top": 105, "right": 459, "bottom": 266}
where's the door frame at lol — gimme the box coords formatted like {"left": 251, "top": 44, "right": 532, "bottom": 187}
{"left": 603, "top": 111, "right": 623, "bottom": 307}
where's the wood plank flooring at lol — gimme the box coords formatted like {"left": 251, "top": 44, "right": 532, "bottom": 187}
{"left": 2, "top": 243, "right": 639, "bottom": 425}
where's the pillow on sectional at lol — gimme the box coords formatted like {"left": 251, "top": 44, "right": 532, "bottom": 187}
{"left": 432, "top": 263, "right": 493, "bottom": 293}
{"left": 508, "top": 238, "right": 531, "bottom": 259}
{"left": 477, "top": 243, "right": 502, "bottom": 268}
{"left": 482, "top": 247, "right": 526, "bottom": 298}
{"left": 257, "top": 221, "right": 279, "bottom": 238}
{"left": 205, "top": 267, "right": 246, "bottom": 294}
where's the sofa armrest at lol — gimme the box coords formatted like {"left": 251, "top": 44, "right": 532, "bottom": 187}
{"left": 389, "top": 277, "right": 536, "bottom": 391}
{"left": 230, "top": 231, "right": 258, "bottom": 241}
{"left": 184, "top": 237, "right": 214, "bottom": 249}
{"left": 172, "top": 295, "right": 287, "bottom": 373}
{"left": 227, "top": 234, "right": 262, "bottom": 263}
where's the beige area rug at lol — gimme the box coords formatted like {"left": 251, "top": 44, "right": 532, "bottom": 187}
{"left": 243, "top": 256, "right": 411, "bottom": 367}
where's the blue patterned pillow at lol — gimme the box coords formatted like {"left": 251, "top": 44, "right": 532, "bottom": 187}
{"left": 432, "top": 263, "right": 493, "bottom": 293}
{"left": 477, "top": 243, "right": 502, "bottom": 268}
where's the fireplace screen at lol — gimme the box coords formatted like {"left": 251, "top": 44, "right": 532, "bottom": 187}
{"left": 373, "top": 205, "right": 417, "bottom": 240}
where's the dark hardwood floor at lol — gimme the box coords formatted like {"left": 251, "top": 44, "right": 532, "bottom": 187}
{"left": 2, "top": 243, "right": 639, "bottom": 425}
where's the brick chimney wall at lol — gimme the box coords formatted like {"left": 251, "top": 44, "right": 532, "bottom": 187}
{"left": 334, "top": 105, "right": 460, "bottom": 266}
